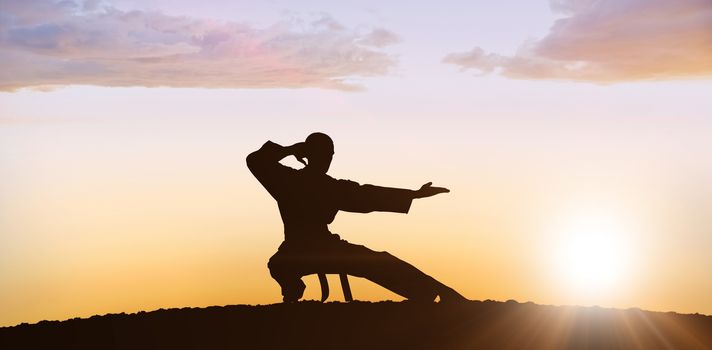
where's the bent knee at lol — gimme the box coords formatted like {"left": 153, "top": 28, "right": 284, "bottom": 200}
{"left": 268, "top": 255, "right": 284, "bottom": 271}
{"left": 268, "top": 253, "right": 299, "bottom": 278}
{"left": 268, "top": 253, "right": 285, "bottom": 274}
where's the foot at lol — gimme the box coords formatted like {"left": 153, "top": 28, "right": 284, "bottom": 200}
{"left": 403, "top": 290, "right": 438, "bottom": 303}
{"left": 437, "top": 286, "right": 469, "bottom": 304}
{"left": 282, "top": 279, "right": 306, "bottom": 303}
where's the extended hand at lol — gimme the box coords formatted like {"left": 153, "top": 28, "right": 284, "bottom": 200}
{"left": 413, "top": 182, "right": 450, "bottom": 199}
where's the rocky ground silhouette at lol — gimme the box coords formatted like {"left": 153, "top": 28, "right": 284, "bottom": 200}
{"left": 2, "top": 300, "right": 712, "bottom": 349}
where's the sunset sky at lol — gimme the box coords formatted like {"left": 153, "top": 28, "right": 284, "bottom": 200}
{"left": 1, "top": 0, "right": 712, "bottom": 327}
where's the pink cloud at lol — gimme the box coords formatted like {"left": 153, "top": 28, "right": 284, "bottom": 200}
{"left": 357, "top": 28, "right": 402, "bottom": 48}
{"left": 444, "top": 0, "right": 712, "bottom": 82}
{"left": 0, "top": 0, "right": 399, "bottom": 91}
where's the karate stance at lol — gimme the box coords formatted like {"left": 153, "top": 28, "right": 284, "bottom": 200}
{"left": 247, "top": 132, "right": 466, "bottom": 303}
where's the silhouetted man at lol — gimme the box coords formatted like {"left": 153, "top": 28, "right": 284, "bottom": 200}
{"left": 247, "top": 132, "right": 466, "bottom": 303}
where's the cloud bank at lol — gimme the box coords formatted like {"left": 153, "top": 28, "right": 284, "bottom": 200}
{"left": 0, "top": 0, "right": 400, "bottom": 91}
{"left": 444, "top": 0, "right": 712, "bottom": 82}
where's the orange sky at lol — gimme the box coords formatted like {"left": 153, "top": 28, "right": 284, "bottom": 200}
{"left": 1, "top": 0, "right": 712, "bottom": 327}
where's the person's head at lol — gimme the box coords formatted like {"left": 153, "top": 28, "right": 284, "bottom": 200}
{"left": 304, "top": 132, "right": 334, "bottom": 174}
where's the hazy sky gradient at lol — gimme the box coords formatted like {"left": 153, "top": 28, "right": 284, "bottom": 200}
{"left": 1, "top": 0, "right": 711, "bottom": 327}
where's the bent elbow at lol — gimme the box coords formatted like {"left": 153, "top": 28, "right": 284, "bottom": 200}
{"left": 246, "top": 151, "right": 260, "bottom": 171}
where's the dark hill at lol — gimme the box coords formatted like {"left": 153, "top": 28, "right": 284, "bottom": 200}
{"left": 2, "top": 300, "right": 712, "bottom": 349}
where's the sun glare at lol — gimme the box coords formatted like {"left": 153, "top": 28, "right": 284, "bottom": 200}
{"left": 552, "top": 215, "right": 633, "bottom": 294}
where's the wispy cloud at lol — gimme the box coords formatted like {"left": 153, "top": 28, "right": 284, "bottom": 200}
{"left": 444, "top": 0, "right": 712, "bottom": 83}
{"left": 0, "top": 0, "right": 400, "bottom": 91}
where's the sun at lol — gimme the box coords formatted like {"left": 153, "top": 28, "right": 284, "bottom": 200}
{"left": 552, "top": 215, "right": 633, "bottom": 294}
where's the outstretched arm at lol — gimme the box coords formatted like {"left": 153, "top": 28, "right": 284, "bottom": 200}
{"left": 337, "top": 180, "right": 450, "bottom": 214}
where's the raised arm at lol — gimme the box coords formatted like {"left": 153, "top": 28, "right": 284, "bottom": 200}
{"left": 246, "top": 140, "right": 306, "bottom": 199}
{"left": 246, "top": 141, "right": 307, "bottom": 169}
